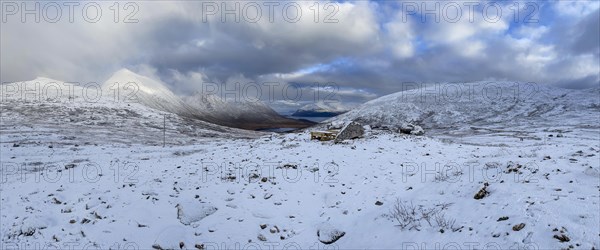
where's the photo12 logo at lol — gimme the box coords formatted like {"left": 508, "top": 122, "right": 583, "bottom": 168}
{"left": 198, "top": 82, "right": 340, "bottom": 104}
{"left": 0, "top": 80, "right": 140, "bottom": 104}
{"left": 400, "top": 241, "right": 539, "bottom": 250}
{"left": 1, "top": 161, "right": 139, "bottom": 184}
{"left": 201, "top": 161, "right": 340, "bottom": 184}
{"left": 200, "top": 1, "right": 340, "bottom": 23}
{"left": 400, "top": 1, "right": 539, "bottom": 23}
{"left": 1, "top": 1, "right": 139, "bottom": 23}
{"left": 2, "top": 241, "right": 139, "bottom": 250}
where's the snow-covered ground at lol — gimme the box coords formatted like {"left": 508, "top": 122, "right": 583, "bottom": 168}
{"left": 1, "top": 81, "right": 599, "bottom": 249}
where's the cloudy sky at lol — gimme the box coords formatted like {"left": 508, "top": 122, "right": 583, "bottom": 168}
{"left": 1, "top": 0, "right": 599, "bottom": 111}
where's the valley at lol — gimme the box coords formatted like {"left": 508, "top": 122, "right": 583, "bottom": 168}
{"left": 1, "top": 77, "right": 598, "bottom": 249}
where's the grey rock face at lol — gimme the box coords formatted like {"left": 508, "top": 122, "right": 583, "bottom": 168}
{"left": 334, "top": 121, "right": 364, "bottom": 143}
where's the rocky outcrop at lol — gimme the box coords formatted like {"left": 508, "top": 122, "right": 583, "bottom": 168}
{"left": 334, "top": 121, "right": 364, "bottom": 143}
{"left": 399, "top": 123, "right": 425, "bottom": 135}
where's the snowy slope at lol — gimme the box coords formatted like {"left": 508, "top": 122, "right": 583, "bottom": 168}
{"left": 1, "top": 126, "right": 598, "bottom": 249}
{"left": 183, "top": 94, "right": 313, "bottom": 130}
{"left": 183, "top": 94, "right": 280, "bottom": 119}
{"left": 1, "top": 80, "right": 598, "bottom": 249}
{"left": 328, "top": 83, "right": 600, "bottom": 141}
{"left": 0, "top": 77, "right": 260, "bottom": 146}
{"left": 291, "top": 101, "right": 350, "bottom": 117}
{"left": 102, "top": 69, "right": 312, "bottom": 130}
{"left": 102, "top": 69, "right": 198, "bottom": 117}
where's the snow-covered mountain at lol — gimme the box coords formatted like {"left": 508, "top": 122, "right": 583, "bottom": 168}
{"left": 183, "top": 93, "right": 314, "bottom": 130}
{"left": 0, "top": 76, "right": 259, "bottom": 146}
{"left": 102, "top": 69, "right": 312, "bottom": 130}
{"left": 0, "top": 69, "right": 314, "bottom": 146}
{"left": 102, "top": 69, "right": 197, "bottom": 116}
{"left": 328, "top": 82, "right": 600, "bottom": 139}
{"left": 291, "top": 101, "right": 350, "bottom": 117}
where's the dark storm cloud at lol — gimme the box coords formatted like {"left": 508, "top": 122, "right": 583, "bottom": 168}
{"left": 568, "top": 9, "right": 600, "bottom": 55}
{"left": 143, "top": 5, "right": 379, "bottom": 83}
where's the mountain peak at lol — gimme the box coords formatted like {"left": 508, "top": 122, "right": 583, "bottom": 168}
{"left": 31, "top": 76, "right": 63, "bottom": 83}
{"left": 104, "top": 69, "right": 171, "bottom": 95}
{"left": 107, "top": 68, "right": 149, "bottom": 82}
{"left": 114, "top": 68, "right": 135, "bottom": 75}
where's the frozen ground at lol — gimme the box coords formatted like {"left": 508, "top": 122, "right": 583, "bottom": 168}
{"left": 1, "top": 82, "right": 599, "bottom": 249}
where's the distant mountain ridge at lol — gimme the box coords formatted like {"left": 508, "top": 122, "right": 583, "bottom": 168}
{"left": 182, "top": 93, "right": 313, "bottom": 130}
{"left": 103, "top": 69, "right": 313, "bottom": 130}
{"left": 291, "top": 101, "right": 350, "bottom": 117}
{"left": 327, "top": 82, "right": 600, "bottom": 137}
{"left": 7, "top": 69, "right": 313, "bottom": 131}
{"left": 102, "top": 69, "right": 197, "bottom": 116}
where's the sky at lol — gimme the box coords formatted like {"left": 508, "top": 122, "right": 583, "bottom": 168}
{"left": 1, "top": 0, "right": 599, "bottom": 111}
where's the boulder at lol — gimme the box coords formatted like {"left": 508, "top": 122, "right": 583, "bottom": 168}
{"left": 334, "top": 121, "right": 364, "bottom": 143}
{"left": 176, "top": 202, "right": 218, "bottom": 225}
{"left": 317, "top": 223, "right": 346, "bottom": 244}
{"left": 410, "top": 125, "right": 425, "bottom": 135}
{"left": 399, "top": 123, "right": 425, "bottom": 135}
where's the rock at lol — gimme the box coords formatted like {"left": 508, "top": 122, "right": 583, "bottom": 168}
{"left": 410, "top": 125, "right": 425, "bottom": 135}
{"left": 553, "top": 234, "right": 570, "bottom": 242}
{"left": 497, "top": 216, "right": 509, "bottom": 221}
{"left": 474, "top": 183, "right": 489, "bottom": 200}
{"left": 153, "top": 226, "right": 189, "bottom": 250}
{"left": 512, "top": 223, "right": 525, "bottom": 231}
{"left": 474, "top": 189, "right": 487, "bottom": 199}
{"left": 260, "top": 224, "right": 267, "bottom": 229}
{"left": 257, "top": 234, "right": 267, "bottom": 241}
{"left": 64, "top": 163, "right": 76, "bottom": 170}
{"left": 20, "top": 216, "right": 47, "bottom": 236}
{"left": 282, "top": 164, "right": 298, "bottom": 169}
{"left": 334, "top": 121, "right": 364, "bottom": 143}
{"left": 176, "top": 202, "right": 218, "bottom": 225}
{"left": 375, "top": 201, "right": 384, "bottom": 206}
{"left": 317, "top": 223, "right": 346, "bottom": 245}
{"left": 399, "top": 123, "right": 425, "bottom": 135}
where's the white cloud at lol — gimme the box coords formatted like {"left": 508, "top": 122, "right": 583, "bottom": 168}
{"left": 385, "top": 12, "right": 415, "bottom": 59}
{"left": 554, "top": 1, "right": 600, "bottom": 17}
